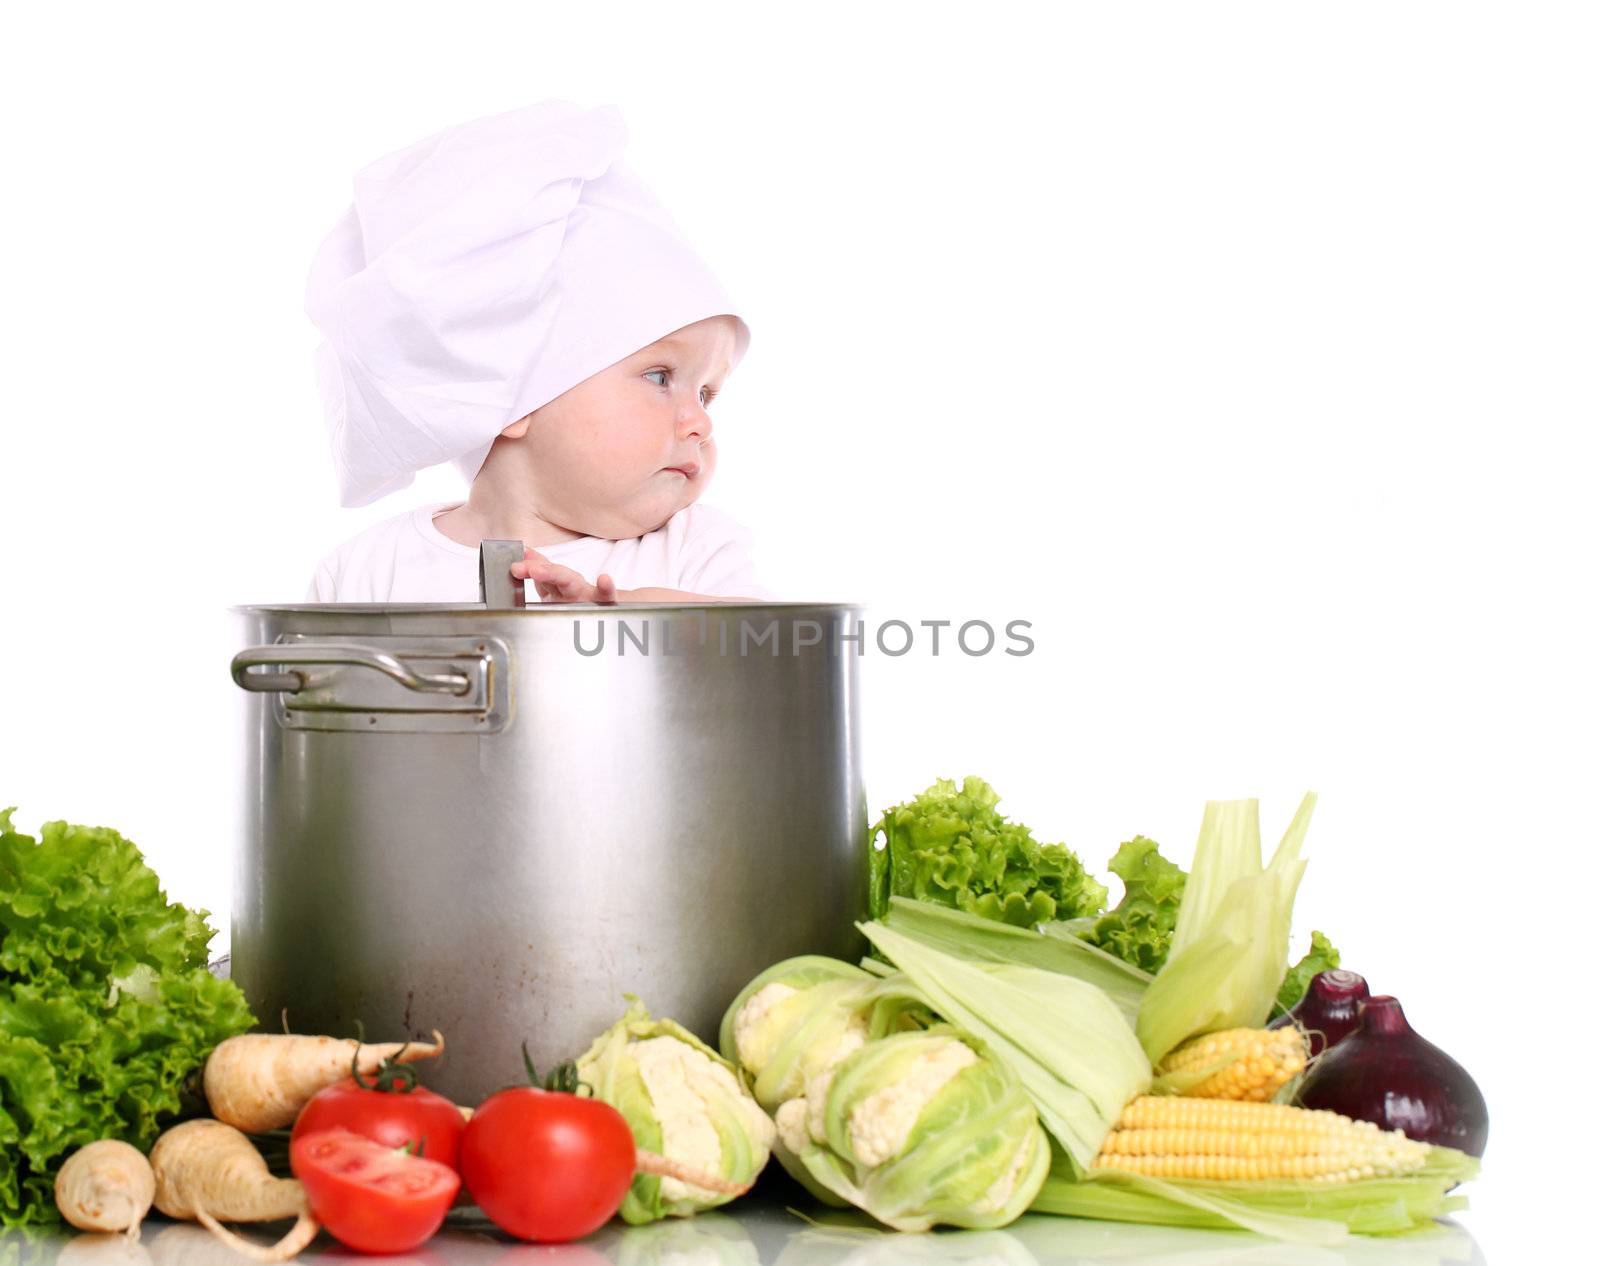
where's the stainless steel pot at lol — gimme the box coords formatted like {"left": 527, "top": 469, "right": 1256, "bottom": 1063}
{"left": 230, "top": 546, "right": 867, "bottom": 1104}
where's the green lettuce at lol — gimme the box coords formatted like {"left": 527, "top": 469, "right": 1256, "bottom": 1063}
{"left": 0, "top": 808, "right": 255, "bottom": 1226}
{"left": 1275, "top": 930, "right": 1342, "bottom": 1015}
{"left": 1076, "top": 836, "right": 1186, "bottom": 973}
{"left": 867, "top": 778, "right": 1106, "bottom": 928}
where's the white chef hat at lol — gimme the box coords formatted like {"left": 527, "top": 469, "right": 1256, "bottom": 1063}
{"left": 304, "top": 101, "right": 750, "bottom": 508}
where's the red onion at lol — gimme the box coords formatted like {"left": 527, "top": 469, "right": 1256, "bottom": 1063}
{"left": 1296, "top": 995, "right": 1489, "bottom": 1157}
{"left": 1269, "top": 968, "right": 1369, "bottom": 1056}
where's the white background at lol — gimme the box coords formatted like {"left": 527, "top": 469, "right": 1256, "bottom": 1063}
{"left": 2, "top": 2, "right": 1595, "bottom": 1257}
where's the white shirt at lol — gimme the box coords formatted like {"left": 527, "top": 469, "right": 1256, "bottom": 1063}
{"left": 307, "top": 501, "right": 775, "bottom": 603}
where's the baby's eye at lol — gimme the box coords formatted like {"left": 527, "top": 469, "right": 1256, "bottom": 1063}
{"left": 644, "top": 367, "right": 718, "bottom": 405}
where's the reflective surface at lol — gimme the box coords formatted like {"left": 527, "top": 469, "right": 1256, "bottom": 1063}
{"left": 0, "top": 1199, "right": 1484, "bottom": 1266}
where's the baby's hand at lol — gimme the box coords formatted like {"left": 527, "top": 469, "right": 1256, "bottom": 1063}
{"left": 511, "top": 549, "right": 620, "bottom": 605}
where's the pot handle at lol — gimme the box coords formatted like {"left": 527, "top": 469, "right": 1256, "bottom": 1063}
{"left": 479, "top": 539, "right": 527, "bottom": 608}
{"left": 232, "top": 644, "right": 473, "bottom": 696}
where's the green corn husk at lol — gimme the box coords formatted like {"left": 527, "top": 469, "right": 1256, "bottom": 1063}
{"left": 576, "top": 996, "right": 774, "bottom": 1224}
{"left": 860, "top": 922, "right": 1151, "bottom": 1175}
{"left": 1031, "top": 1144, "right": 1479, "bottom": 1243}
{"left": 880, "top": 897, "right": 1152, "bottom": 1024}
{"left": 1135, "top": 795, "right": 1316, "bottom": 1063}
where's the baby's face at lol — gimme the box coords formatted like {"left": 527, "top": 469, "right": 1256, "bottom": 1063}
{"left": 515, "top": 316, "right": 740, "bottom": 539}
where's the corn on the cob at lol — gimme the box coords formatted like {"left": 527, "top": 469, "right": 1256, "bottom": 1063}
{"left": 1156, "top": 1027, "right": 1308, "bottom": 1101}
{"left": 1093, "top": 1096, "right": 1430, "bottom": 1184}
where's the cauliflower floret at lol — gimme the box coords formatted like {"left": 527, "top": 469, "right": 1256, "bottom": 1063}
{"left": 803, "top": 1014, "right": 870, "bottom": 1144}
{"left": 632, "top": 1035, "right": 776, "bottom": 1202}
{"left": 774, "top": 1096, "right": 813, "bottom": 1156}
{"left": 732, "top": 982, "right": 799, "bottom": 1075}
{"left": 846, "top": 1038, "right": 979, "bottom": 1167}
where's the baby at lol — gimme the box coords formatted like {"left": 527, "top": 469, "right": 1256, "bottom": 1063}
{"left": 303, "top": 102, "right": 771, "bottom": 605}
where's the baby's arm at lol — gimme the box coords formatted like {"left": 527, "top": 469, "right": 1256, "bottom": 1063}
{"left": 511, "top": 554, "right": 760, "bottom": 605}
{"left": 616, "top": 586, "right": 766, "bottom": 604}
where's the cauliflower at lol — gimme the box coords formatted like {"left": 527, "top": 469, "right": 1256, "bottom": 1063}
{"left": 577, "top": 998, "right": 774, "bottom": 1224}
{"left": 802, "top": 1016, "right": 870, "bottom": 1143}
{"left": 771, "top": 1027, "right": 1049, "bottom": 1233}
{"left": 844, "top": 1036, "right": 978, "bottom": 1166}
{"left": 717, "top": 957, "right": 878, "bottom": 1111}
{"left": 730, "top": 981, "right": 797, "bottom": 1075}
{"left": 773, "top": 1097, "right": 812, "bottom": 1157}
{"left": 630, "top": 1036, "right": 775, "bottom": 1204}
{"left": 974, "top": 1124, "right": 1047, "bottom": 1216}
{"left": 720, "top": 956, "right": 1049, "bottom": 1231}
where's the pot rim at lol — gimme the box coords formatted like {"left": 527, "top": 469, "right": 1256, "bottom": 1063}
{"left": 231, "top": 600, "right": 868, "bottom": 615}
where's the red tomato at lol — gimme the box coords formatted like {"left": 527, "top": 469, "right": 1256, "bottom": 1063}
{"left": 459, "top": 1088, "right": 636, "bottom": 1242}
{"left": 291, "top": 1127, "right": 461, "bottom": 1254}
{"left": 293, "top": 1078, "right": 466, "bottom": 1172}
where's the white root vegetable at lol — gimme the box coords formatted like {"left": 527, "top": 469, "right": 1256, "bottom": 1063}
{"left": 55, "top": 1140, "right": 156, "bottom": 1239}
{"left": 149, "top": 1120, "right": 319, "bottom": 1263}
{"left": 203, "top": 1029, "right": 444, "bottom": 1132}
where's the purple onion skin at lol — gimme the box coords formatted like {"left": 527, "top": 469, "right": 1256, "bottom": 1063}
{"left": 1270, "top": 968, "right": 1370, "bottom": 1057}
{"left": 1295, "top": 995, "right": 1490, "bottom": 1157}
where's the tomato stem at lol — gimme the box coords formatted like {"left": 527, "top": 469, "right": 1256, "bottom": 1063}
{"left": 518, "top": 1043, "right": 592, "bottom": 1096}
{"left": 351, "top": 1038, "right": 421, "bottom": 1094}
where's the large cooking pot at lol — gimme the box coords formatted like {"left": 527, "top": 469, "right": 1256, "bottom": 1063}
{"left": 230, "top": 546, "right": 867, "bottom": 1104}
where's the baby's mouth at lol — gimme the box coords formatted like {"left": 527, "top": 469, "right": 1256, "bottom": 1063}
{"left": 663, "top": 462, "right": 701, "bottom": 479}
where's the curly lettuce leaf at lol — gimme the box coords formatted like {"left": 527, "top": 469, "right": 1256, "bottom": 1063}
{"left": 0, "top": 808, "right": 255, "bottom": 1226}
{"left": 1274, "top": 930, "right": 1341, "bottom": 1015}
{"left": 1077, "top": 837, "right": 1186, "bottom": 973}
{"left": 867, "top": 777, "right": 1107, "bottom": 928}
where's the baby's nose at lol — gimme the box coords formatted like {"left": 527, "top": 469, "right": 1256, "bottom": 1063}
{"left": 677, "top": 401, "right": 712, "bottom": 442}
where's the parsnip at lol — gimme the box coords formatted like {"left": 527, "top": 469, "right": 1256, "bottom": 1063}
{"left": 203, "top": 1029, "right": 444, "bottom": 1132}
{"left": 149, "top": 1120, "right": 318, "bottom": 1263}
{"left": 55, "top": 1140, "right": 156, "bottom": 1239}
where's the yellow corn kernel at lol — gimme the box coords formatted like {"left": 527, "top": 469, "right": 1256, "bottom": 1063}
{"left": 1092, "top": 1096, "right": 1429, "bottom": 1185}
{"left": 1156, "top": 1027, "right": 1308, "bottom": 1101}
